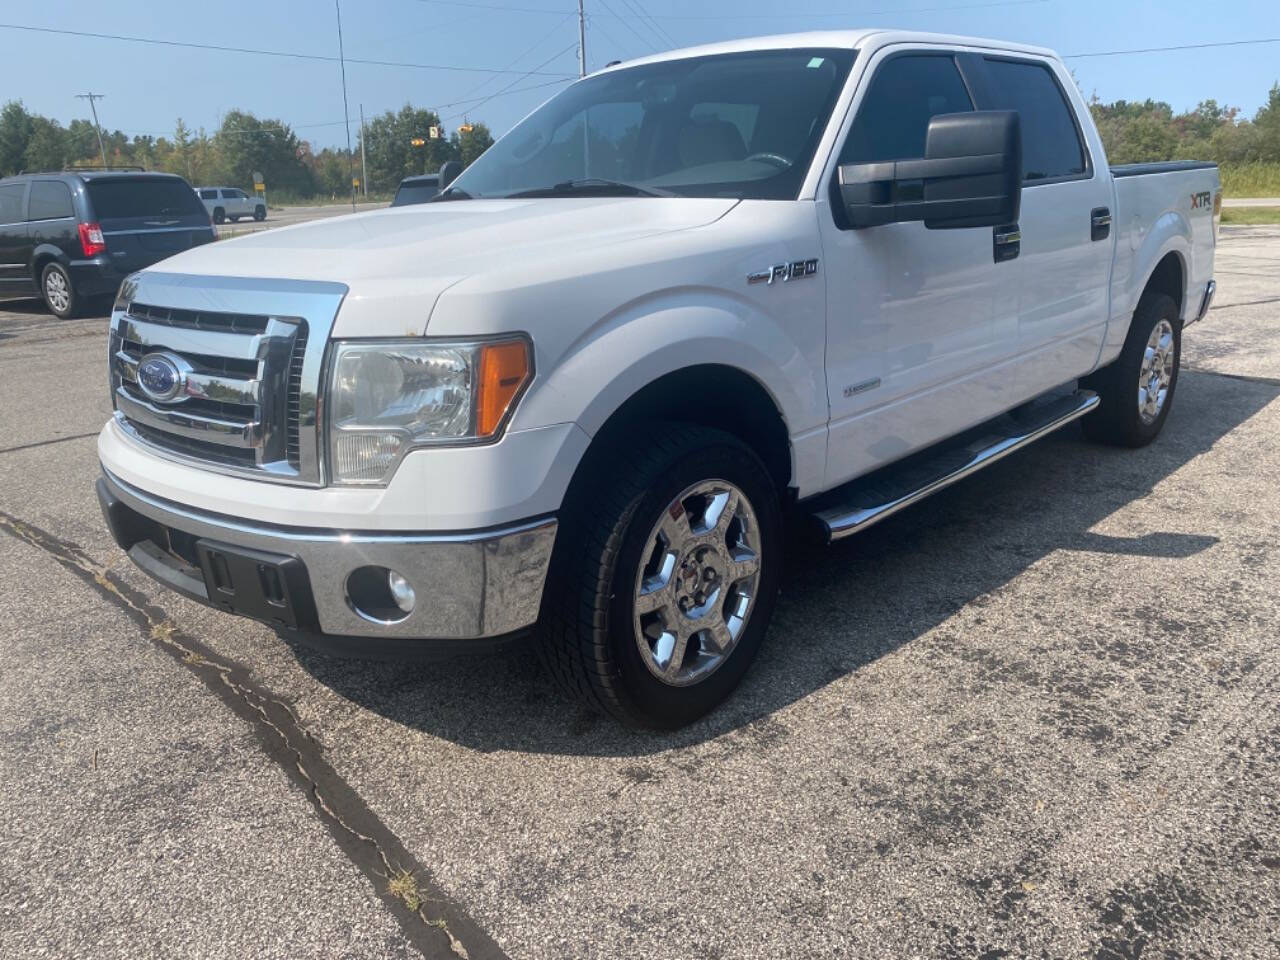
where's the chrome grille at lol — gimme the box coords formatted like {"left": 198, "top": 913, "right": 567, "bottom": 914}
{"left": 106, "top": 272, "right": 347, "bottom": 487}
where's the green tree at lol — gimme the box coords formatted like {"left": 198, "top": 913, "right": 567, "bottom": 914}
{"left": 452, "top": 122, "right": 494, "bottom": 167}
{"left": 23, "top": 116, "right": 69, "bottom": 171}
{"left": 214, "top": 110, "right": 312, "bottom": 194}
{"left": 362, "top": 104, "right": 451, "bottom": 193}
{"left": 0, "top": 100, "right": 35, "bottom": 175}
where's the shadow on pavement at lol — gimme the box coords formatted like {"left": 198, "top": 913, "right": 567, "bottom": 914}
{"left": 0, "top": 296, "right": 113, "bottom": 320}
{"left": 288, "top": 368, "right": 1278, "bottom": 757}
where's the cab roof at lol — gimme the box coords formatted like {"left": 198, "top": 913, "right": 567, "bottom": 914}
{"left": 599, "top": 29, "right": 1058, "bottom": 72}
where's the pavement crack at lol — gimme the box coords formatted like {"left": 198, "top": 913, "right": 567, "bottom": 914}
{"left": 0, "top": 510, "right": 508, "bottom": 960}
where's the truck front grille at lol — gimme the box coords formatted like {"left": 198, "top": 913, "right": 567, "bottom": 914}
{"left": 109, "top": 302, "right": 318, "bottom": 483}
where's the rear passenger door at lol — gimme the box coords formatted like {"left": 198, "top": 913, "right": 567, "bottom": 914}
{"left": 26, "top": 180, "right": 78, "bottom": 267}
{"left": 968, "top": 55, "right": 1114, "bottom": 400}
{"left": 0, "top": 181, "right": 33, "bottom": 290}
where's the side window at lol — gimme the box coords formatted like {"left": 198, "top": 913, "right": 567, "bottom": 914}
{"left": 840, "top": 54, "right": 973, "bottom": 163}
{"left": 222, "top": 189, "right": 239, "bottom": 199}
{"left": 200, "top": 189, "right": 217, "bottom": 200}
{"left": 0, "top": 183, "right": 25, "bottom": 223}
{"left": 978, "top": 59, "right": 1086, "bottom": 182}
{"left": 27, "top": 181, "right": 75, "bottom": 221}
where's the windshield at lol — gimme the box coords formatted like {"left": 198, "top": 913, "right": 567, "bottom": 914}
{"left": 450, "top": 48, "right": 855, "bottom": 201}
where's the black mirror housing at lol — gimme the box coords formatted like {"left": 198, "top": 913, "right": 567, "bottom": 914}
{"left": 438, "top": 160, "right": 464, "bottom": 190}
{"left": 838, "top": 110, "right": 1022, "bottom": 230}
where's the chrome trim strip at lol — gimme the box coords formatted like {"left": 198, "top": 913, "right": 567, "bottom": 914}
{"left": 816, "top": 391, "right": 1100, "bottom": 541}
{"left": 102, "top": 468, "right": 558, "bottom": 639}
{"left": 102, "top": 225, "right": 209, "bottom": 236}
{"left": 116, "top": 389, "right": 260, "bottom": 448}
{"left": 117, "top": 315, "right": 291, "bottom": 361}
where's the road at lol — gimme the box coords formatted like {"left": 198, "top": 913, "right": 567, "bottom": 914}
{"left": 1, "top": 223, "right": 1278, "bottom": 959}
{"left": 216, "top": 200, "right": 385, "bottom": 238}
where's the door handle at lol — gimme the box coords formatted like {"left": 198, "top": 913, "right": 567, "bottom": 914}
{"left": 1091, "top": 206, "right": 1112, "bottom": 241}
{"left": 993, "top": 224, "right": 1020, "bottom": 263}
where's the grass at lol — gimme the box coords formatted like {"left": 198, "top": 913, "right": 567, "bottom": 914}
{"left": 1220, "top": 162, "right": 1280, "bottom": 198}
{"left": 386, "top": 868, "right": 425, "bottom": 912}
{"left": 1221, "top": 206, "right": 1280, "bottom": 225}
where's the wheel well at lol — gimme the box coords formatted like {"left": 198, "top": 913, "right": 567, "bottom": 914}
{"left": 31, "top": 251, "right": 57, "bottom": 284}
{"left": 1143, "top": 252, "right": 1184, "bottom": 318}
{"left": 578, "top": 365, "right": 793, "bottom": 497}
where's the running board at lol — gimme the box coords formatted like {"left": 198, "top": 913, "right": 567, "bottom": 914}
{"left": 812, "top": 390, "right": 1100, "bottom": 542}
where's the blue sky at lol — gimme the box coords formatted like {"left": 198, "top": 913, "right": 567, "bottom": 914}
{"left": 3, "top": 0, "right": 1278, "bottom": 148}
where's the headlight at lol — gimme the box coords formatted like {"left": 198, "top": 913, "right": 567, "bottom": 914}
{"left": 327, "top": 337, "right": 531, "bottom": 485}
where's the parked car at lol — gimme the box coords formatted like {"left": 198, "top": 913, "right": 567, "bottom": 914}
{"left": 96, "top": 30, "right": 1219, "bottom": 728}
{"left": 0, "top": 170, "right": 215, "bottom": 318}
{"left": 196, "top": 186, "right": 266, "bottom": 223}
{"left": 390, "top": 174, "right": 441, "bottom": 206}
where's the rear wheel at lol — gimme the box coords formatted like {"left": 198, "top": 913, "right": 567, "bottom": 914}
{"left": 540, "top": 424, "right": 781, "bottom": 728}
{"left": 1082, "top": 293, "right": 1181, "bottom": 447}
{"left": 253, "top": 205, "right": 266, "bottom": 221}
{"left": 212, "top": 207, "right": 226, "bottom": 224}
{"left": 40, "top": 262, "right": 80, "bottom": 319}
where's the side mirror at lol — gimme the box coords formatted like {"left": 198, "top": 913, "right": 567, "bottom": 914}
{"left": 838, "top": 110, "right": 1022, "bottom": 230}
{"left": 437, "top": 160, "right": 463, "bottom": 190}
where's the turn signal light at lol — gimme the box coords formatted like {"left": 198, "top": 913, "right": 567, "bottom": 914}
{"left": 78, "top": 221, "right": 107, "bottom": 257}
{"left": 476, "top": 340, "right": 531, "bottom": 437}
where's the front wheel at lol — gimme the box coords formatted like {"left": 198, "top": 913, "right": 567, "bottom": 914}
{"left": 253, "top": 205, "right": 266, "bottom": 221}
{"left": 1082, "top": 292, "right": 1181, "bottom": 447}
{"left": 540, "top": 424, "right": 781, "bottom": 728}
{"left": 212, "top": 207, "right": 226, "bottom": 224}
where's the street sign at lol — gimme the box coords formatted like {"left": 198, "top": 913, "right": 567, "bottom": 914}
{"left": 352, "top": 178, "right": 360, "bottom": 188}
{"left": 428, "top": 126, "right": 441, "bottom": 140}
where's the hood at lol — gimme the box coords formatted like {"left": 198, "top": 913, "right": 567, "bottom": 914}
{"left": 150, "top": 197, "right": 738, "bottom": 336}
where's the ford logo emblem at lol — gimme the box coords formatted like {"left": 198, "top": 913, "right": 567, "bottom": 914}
{"left": 136, "top": 352, "right": 189, "bottom": 403}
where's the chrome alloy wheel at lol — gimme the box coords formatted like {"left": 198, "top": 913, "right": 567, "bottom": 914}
{"left": 1138, "top": 319, "right": 1176, "bottom": 423}
{"left": 632, "top": 480, "right": 763, "bottom": 687}
{"left": 44, "top": 269, "right": 70, "bottom": 314}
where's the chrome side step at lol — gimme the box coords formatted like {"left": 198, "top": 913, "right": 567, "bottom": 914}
{"left": 812, "top": 390, "right": 1100, "bottom": 542}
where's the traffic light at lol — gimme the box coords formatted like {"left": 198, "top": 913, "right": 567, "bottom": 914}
{"left": 410, "top": 137, "right": 425, "bottom": 147}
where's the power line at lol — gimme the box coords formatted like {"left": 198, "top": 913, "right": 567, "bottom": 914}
{"left": 616, "top": 0, "right": 678, "bottom": 49}
{"left": 444, "top": 43, "right": 579, "bottom": 120}
{"left": 595, "top": 0, "right": 659, "bottom": 53}
{"left": 1063, "top": 37, "right": 1280, "bottom": 58}
{"left": 0, "top": 22, "right": 577, "bottom": 76}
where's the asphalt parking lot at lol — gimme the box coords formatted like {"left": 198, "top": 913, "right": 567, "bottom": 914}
{"left": 1, "top": 225, "right": 1278, "bottom": 959}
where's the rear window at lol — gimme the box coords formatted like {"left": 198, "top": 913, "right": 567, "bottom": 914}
{"left": 28, "top": 181, "right": 74, "bottom": 221}
{"left": 199, "top": 189, "right": 218, "bottom": 200}
{"left": 978, "top": 59, "right": 1087, "bottom": 182}
{"left": 86, "top": 178, "right": 205, "bottom": 219}
{"left": 392, "top": 181, "right": 440, "bottom": 206}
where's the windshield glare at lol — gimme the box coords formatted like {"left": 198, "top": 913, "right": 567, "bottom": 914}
{"left": 451, "top": 48, "right": 855, "bottom": 201}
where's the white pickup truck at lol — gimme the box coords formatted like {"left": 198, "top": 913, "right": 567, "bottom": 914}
{"left": 97, "top": 30, "right": 1219, "bottom": 728}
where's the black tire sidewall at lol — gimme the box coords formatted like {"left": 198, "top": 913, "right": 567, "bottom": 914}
{"left": 254, "top": 207, "right": 266, "bottom": 221}
{"left": 41, "top": 262, "right": 76, "bottom": 318}
{"left": 213, "top": 208, "right": 225, "bottom": 223}
{"left": 603, "top": 440, "right": 781, "bottom": 728}
{"left": 1118, "top": 294, "right": 1181, "bottom": 445}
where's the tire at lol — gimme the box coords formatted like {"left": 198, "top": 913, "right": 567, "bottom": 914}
{"left": 213, "top": 207, "right": 226, "bottom": 224}
{"left": 1082, "top": 292, "right": 1181, "bottom": 447}
{"left": 40, "top": 262, "right": 80, "bottom": 319}
{"left": 539, "top": 423, "right": 782, "bottom": 729}
{"left": 254, "top": 206, "right": 266, "bottom": 221}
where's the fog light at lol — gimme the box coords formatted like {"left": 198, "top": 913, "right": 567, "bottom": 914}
{"left": 388, "top": 570, "right": 416, "bottom": 613}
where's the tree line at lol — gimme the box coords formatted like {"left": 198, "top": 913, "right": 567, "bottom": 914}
{"left": 4, "top": 82, "right": 1280, "bottom": 198}
{"left": 0, "top": 101, "right": 494, "bottom": 199}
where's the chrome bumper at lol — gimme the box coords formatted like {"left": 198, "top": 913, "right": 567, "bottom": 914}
{"left": 99, "top": 468, "right": 557, "bottom": 642}
{"left": 1190, "top": 279, "right": 1216, "bottom": 325}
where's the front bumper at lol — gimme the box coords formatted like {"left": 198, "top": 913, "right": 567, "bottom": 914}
{"left": 97, "top": 469, "right": 557, "bottom": 649}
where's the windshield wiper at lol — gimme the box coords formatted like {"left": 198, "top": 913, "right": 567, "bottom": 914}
{"left": 505, "top": 178, "right": 674, "bottom": 199}
{"left": 427, "top": 186, "right": 473, "bottom": 202}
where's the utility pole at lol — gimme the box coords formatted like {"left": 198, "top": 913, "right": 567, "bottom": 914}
{"left": 75, "top": 92, "right": 109, "bottom": 168}
{"left": 334, "top": 0, "right": 356, "bottom": 212}
{"left": 359, "top": 103, "right": 368, "bottom": 199}
{"left": 577, "top": 0, "right": 586, "bottom": 77}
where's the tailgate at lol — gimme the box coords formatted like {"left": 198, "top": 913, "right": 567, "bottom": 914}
{"left": 87, "top": 177, "right": 215, "bottom": 270}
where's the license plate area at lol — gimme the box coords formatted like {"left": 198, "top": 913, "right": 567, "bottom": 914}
{"left": 195, "top": 540, "right": 317, "bottom": 629}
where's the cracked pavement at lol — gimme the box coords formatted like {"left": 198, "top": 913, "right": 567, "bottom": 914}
{"left": 1, "top": 225, "right": 1278, "bottom": 959}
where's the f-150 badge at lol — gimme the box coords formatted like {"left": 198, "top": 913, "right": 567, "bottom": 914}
{"left": 748, "top": 259, "right": 819, "bottom": 285}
